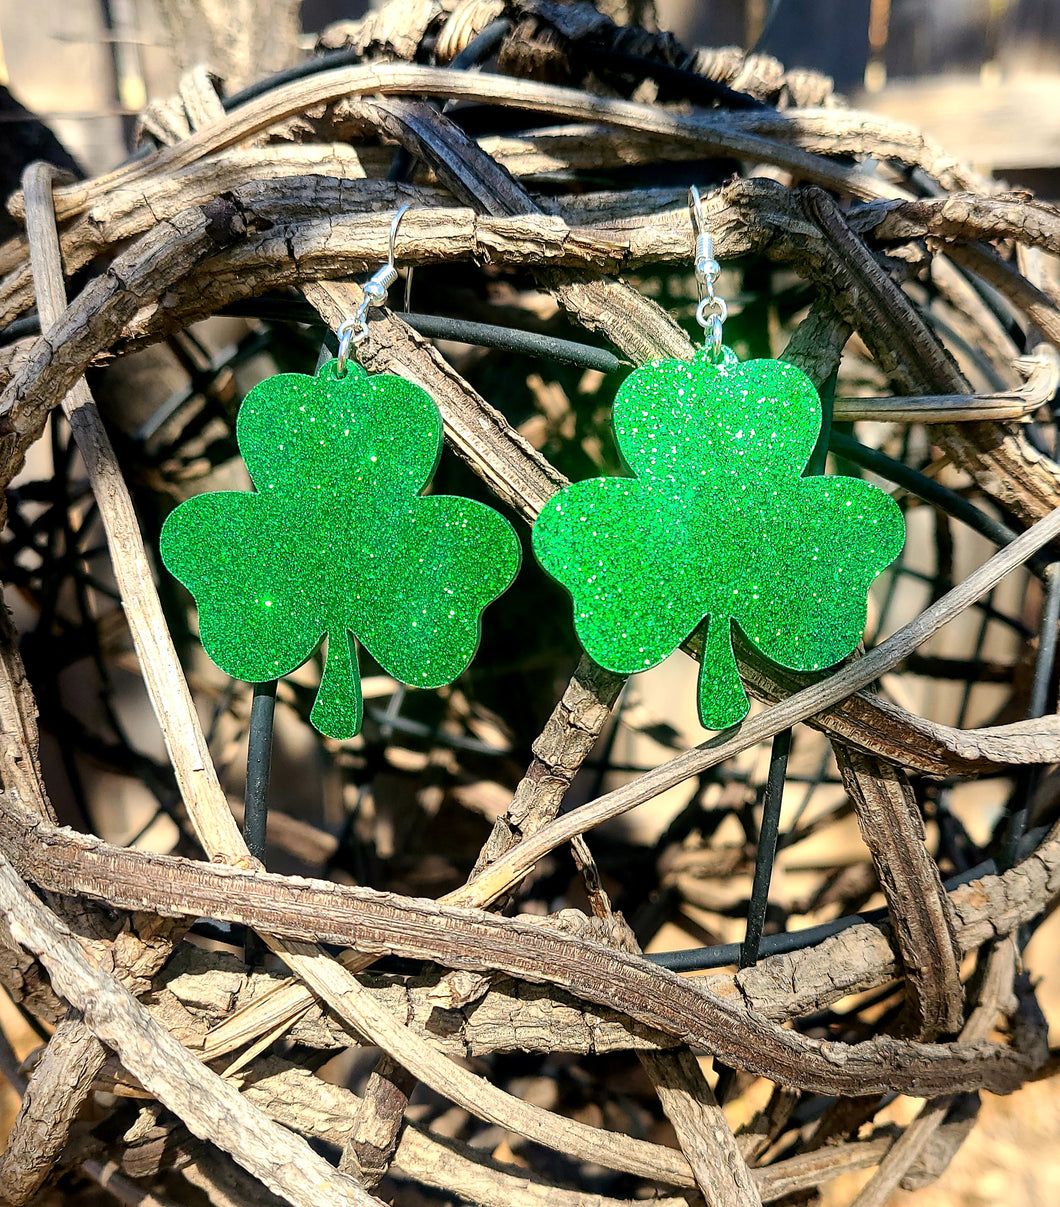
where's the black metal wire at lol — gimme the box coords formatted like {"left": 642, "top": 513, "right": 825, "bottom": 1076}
{"left": 222, "top": 47, "right": 368, "bottom": 112}
{"left": 733, "top": 370, "right": 838, "bottom": 971}
{"left": 649, "top": 825, "right": 1049, "bottom": 972}
{"left": 387, "top": 312, "right": 624, "bottom": 373}
{"left": 0, "top": 304, "right": 626, "bottom": 378}
{"left": 577, "top": 45, "right": 768, "bottom": 111}
{"left": 740, "top": 727, "right": 792, "bottom": 967}
{"left": 733, "top": 370, "right": 837, "bottom": 967}
{"left": 448, "top": 17, "right": 511, "bottom": 71}
{"left": 245, "top": 680, "right": 277, "bottom": 864}
{"left": 1027, "top": 568, "right": 1060, "bottom": 720}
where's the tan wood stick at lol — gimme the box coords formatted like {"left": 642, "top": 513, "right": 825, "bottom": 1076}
{"left": 0, "top": 797, "right": 1040, "bottom": 1102}
{"left": 0, "top": 852, "right": 378, "bottom": 1207}
{"left": 11, "top": 65, "right": 911, "bottom": 222}
{"left": 835, "top": 748, "right": 963, "bottom": 1039}
{"left": 22, "top": 163, "right": 242, "bottom": 859}
{"left": 848, "top": 939, "right": 1019, "bottom": 1207}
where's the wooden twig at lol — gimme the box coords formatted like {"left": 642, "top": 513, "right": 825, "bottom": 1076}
{"left": 835, "top": 747, "right": 963, "bottom": 1039}
{"left": 465, "top": 500, "right": 1060, "bottom": 906}
{"left": 11, "top": 64, "right": 912, "bottom": 223}
{"left": 1, "top": 796, "right": 1045, "bottom": 1100}
{"left": 239, "top": 1055, "right": 894, "bottom": 1207}
{"left": 21, "top": 162, "right": 240, "bottom": 857}
{"left": 0, "top": 852, "right": 377, "bottom": 1207}
{"left": 848, "top": 938, "right": 1018, "bottom": 1207}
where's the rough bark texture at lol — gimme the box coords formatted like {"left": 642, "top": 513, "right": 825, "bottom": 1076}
{"left": 1, "top": 2, "right": 1059, "bottom": 1205}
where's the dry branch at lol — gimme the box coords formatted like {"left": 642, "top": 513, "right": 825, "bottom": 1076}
{"left": 3, "top": 4, "right": 1060, "bottom": 1203}
{"left": 0, "top": 796, "right": 1049, "bottom": 1099}
{"left": 0, "top": 853, "right": 376, "bottom": 1206}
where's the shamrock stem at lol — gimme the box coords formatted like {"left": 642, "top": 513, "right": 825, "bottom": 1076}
{"left": 311, "top": 631, "right": 363, "bottom": 739}
{"left": 697, "top": 616, "right": 750, "bottom": 730}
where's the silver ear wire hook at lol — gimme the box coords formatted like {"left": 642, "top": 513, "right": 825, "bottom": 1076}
{"left": 335, "top": 203, "right": 412, "bottom": 377}
{"left": 689, "top": 185, "right": 725, "bottom": 361}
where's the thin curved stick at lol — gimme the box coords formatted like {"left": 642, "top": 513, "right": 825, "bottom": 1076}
{"left": 466, "top": 501, "right": 1060, "bottom": 906}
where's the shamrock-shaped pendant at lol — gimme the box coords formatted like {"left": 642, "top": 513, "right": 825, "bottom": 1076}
{"left": 161, "top": 361, "right": 521, "bottom": 739}
{"left": 532, "top": 348, "right": 905, "bottom": 729}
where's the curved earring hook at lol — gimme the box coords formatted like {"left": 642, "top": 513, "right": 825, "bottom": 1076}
{"left": 688, "top": 184, "right": 724, "bottom": 359}
{"left": 336, "top": 204, "right": 414, "bottom": 376}
{"left": 688, "top": 184, "right": 706, "bottom": 236}
{"left": 388, "top": 203, "right": 411, "bottom": 266}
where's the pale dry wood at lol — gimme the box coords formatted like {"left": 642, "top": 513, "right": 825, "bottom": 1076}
{"left": 142, "top": 951, "right": 847, "bottom": 1062}
{"left": 317, "top": 0, "right": 466, "bottom": 63}
{"left": 20, "top": 166, "right": 549, "bottom": 1205}
{"left": 471, "top": 108, "right": 976, "bottom": 192}
{"left": 0, "top": 799, "right": 1039, "bottom": 1101}
{"left": 0, "top": 853, "right": 378, "bottom": 1207}
{"left": 82, "top": 1159, "right": 187, "bottom": 1207}
{"left": 11, "top": 64, "right": 912, "bottom": 224}
{"left": 0, "top": 148, "right": 390, "bottom": 322}
{"left": 0, "top": 913, "right": 62, "bottom": 1024}
{"left": 22, "top": 162, "right": 241, "bottom": 858}
{"left": 626, "top": 965, "right": 761, "bottom": 1201}
{"left": 0, "top": 579, "right": 178, "bottom": 1200}
{"left": 869, "top": 191, "right": 1060, "bottom": 258}
{"left": 0, "top": 1012, "right": 107, "bottom": 1204}
{"left": 7, "top": 177, "right": 258, "bottom": 1185}
{"left": 848, "top": 939, "right": 1018, "bottom": 1207}
{"left": 930, "top": 250, "right": 1024, "bottom": 379}
{"left": 0, "top": 598, "right": 50, "bottom": 822}
{"left": 0, "top": 179, "right": 241, "bottom": 1181}
{"left": 833, "top": 342, "right": 1059, "bottom": 421}
{"left": 177, "top": 1147, "right": 293, "bottom": 1207}
{"left": 341, "top": 1055, "right": 417, "bottom": 1187}
{"left": 0, "top": 172, "right": 853, "bottom": 331}
{"left": 796, "top": 186, "right": 1060, "bottom": 525}
{"left": 569, "top": 835, "right": 760, "bottom": 1207}
{"left": 947, "top": 240, "right": 1060, "bottom": 353}
{"left": 326, "top": 0, "right": 966, "bottom": 195}
{"left": 15, "top": 172, "right": 1060, "bottom": 337}
{"left": 4, "top": 158, "right": 1052, "bottom": 1129}
{"left": 742, "top": 662, "right": 1060, "bottom": 778}
{"left": 835, "top": 747, "right": 963, "bottom": 1039}
{"left": 2, "top": 21, "right": 1052, "bottom": 1197}
{"left": 240, "top": 1055, "right": 898, "bottom": 1206}
{"left": 257, "top": 938, "right": 700, "bottom": 1186}
{"left": 472, "top": 655, "right": 625, "bottom": 874}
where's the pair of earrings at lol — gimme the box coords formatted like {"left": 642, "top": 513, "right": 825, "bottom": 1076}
{"left": 161, "top": 191, "right": 905, "bottom": 740}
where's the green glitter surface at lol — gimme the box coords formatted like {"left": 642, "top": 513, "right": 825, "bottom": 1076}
{"left": 532, "top": 349, "right": 905, "bottom": 730}
{"left": 160, "top": 361, "right": 521, "bottom": 739}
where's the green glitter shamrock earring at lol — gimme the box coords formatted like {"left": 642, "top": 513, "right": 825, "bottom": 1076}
{"left": 160, "top": 207, "right": 521, "bottom": 740}
{"left": 532, "top": 187, "right": 905, "bottom": 731}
